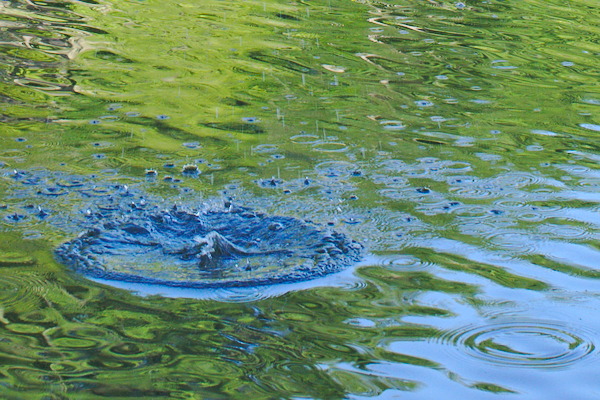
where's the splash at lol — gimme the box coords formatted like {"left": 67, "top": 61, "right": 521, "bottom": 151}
{"left": 3, "top": 169, "right": 363, "bottom": 289}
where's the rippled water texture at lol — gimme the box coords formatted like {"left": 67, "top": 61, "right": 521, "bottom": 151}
{"left": 1, "top": 0, "right": 599, "bottom": 398}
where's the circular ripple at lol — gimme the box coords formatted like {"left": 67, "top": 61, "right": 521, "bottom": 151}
{"left": 314, "top": 161, "right": 360, "bottom": 179}
{"left": 485, "top": 231, "right": 541, "bottom": 254}
{"left": 312, "top": 142, "right": 348, "bottom": 152}
{"left": 440, "top": 321, "right": 596, "bottom": 368}
{"left": 0, "top": 273, "right": 47, "bottom": 311}
{"left": 290, "top": 134, "right": 320, "bottom": 144}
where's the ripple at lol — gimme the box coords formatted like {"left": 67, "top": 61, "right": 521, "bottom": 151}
{"left": 370, "top": 253, "right": 432, "bottom": 271}
{"left": 538, "top": 224, "right": 591, "bottom": 240}
{"left": 379, "top": 120, "right": 405, "bottom": 130}
{"left": 485, "top": 231, "right": 541, "bottom": 253}
{"left": 315, "top": 161, "right": 360, "bottom": 179}
{"left": 438, "top": 320, "right": 596, "bottom": 368}
{"left": 253, "top": 144, "right": 279, "bottom": 154}
{"left": 490, "top": 171, "right": 545, "bottom": 189}
{"left": 290, "top": 134, "right": 320, "bottom": 144}
{"left": 0, "top": 272, "right": 47, "bottom": 311}
{"left": 312, "top": 142, "right": 348, "bottom": 152}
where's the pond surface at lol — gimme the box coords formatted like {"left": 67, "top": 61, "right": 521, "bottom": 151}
{"left": 1, "top": 0, "right": 599, "bottom": 398}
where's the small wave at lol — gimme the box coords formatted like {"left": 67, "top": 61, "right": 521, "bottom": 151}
{"left": 437, "top": 320, "right": 596, "bottom": 368}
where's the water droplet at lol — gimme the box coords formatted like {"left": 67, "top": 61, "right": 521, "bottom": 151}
{"left": 182, "top": 142, "right": 200, "bottom": 149}
{"left": 107, "top": 103, "right": 122, "bottom": 111}
{"left": 415, "top": 100, "right": 434, "bottom": 107}
{"left": 181, "top": 164, "right": 200, "bottom": 175}
{"left": 380, "top": 120, "right": 405, "bottom": 130}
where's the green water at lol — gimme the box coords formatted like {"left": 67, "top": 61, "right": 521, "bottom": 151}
{"left": 1, "top": 0, "right": 599, "bottom": 398}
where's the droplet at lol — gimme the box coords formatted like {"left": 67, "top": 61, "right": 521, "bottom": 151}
{"left": 415, "top": 100, "right": 434, "bottom": 107}
{"left": 181, "top": 164, "right": 199, "bottom": 175}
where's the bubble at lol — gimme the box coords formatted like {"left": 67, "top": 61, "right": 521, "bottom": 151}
{"left": 125, "top": 112, "right": 141, "bottom": 117}
{"left": 561, "top": 61, "right": 575, "bottom": 67}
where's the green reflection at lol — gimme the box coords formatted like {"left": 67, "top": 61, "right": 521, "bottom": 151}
{"left": 0, "top": 0, "right": 599, "bottom": 398}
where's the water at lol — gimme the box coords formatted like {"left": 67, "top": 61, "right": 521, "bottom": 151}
{"left": 0, "top": 0, "right": 599, "bottom": 398}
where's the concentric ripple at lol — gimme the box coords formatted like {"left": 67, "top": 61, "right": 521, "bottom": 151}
{"left": 439, "top": 321, "right": 596, "bottom": 368}
{"left": 0, "top": 272, "right": 48, "bottom": 311}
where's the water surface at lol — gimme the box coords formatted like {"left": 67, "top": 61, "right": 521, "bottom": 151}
{"left": 0, "top": 0, "right": 599, "bottom": 398}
